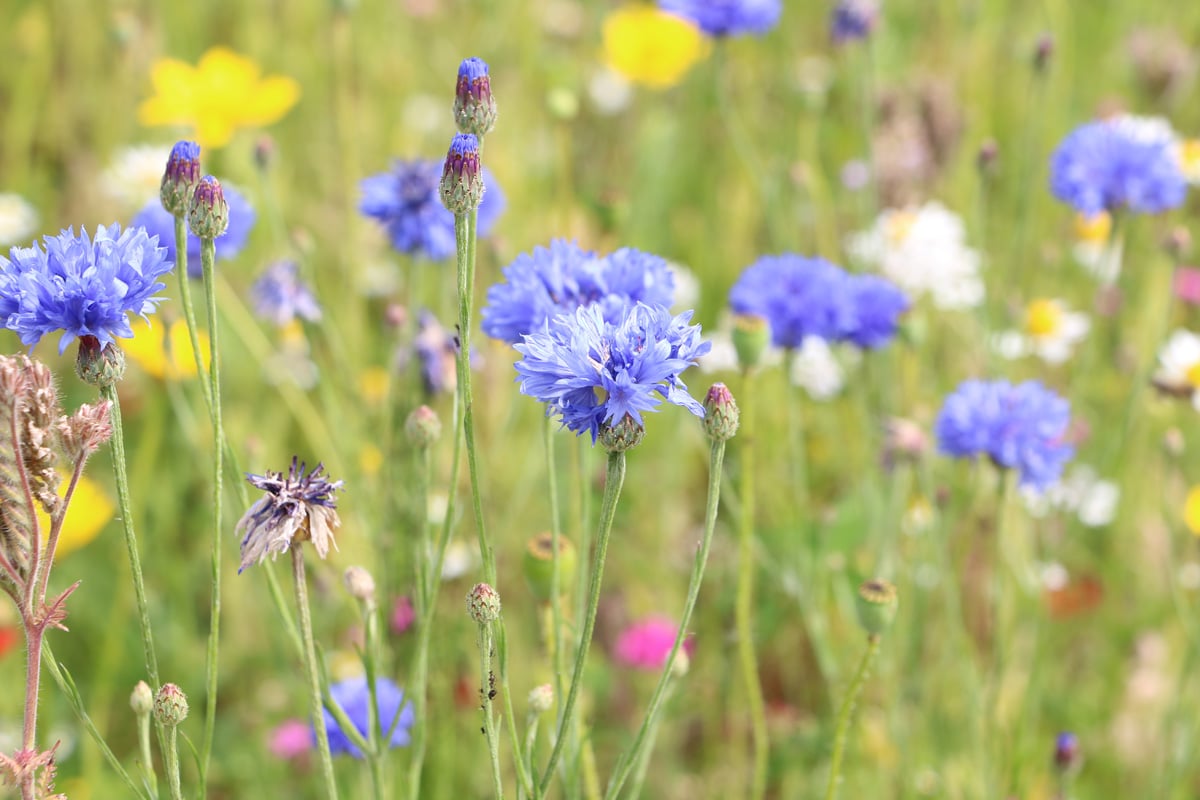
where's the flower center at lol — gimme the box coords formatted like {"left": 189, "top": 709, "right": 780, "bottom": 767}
{"left": 1186, "top": 360, "right": 1200, "bottom": 389}
{"left": 884, "top": 210, "right": 917, "bottom": 245}
{"left": 1179, "top": 139, "right": 1200, "bottom": 176}
{"left": 1024, "top": 299, "right": 1062, "bottom": 338}
{"left": 594, "top": 386, "right": 609, "bottom": 404}
{"left": 1073, "top": 212, "right": 1111, "bottom": 245}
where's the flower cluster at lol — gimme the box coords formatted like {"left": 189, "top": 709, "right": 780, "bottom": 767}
{"left": 236, "top": 457, "right": 343, "bottom": 573}
{"left": 658, "top": 0, "right": 782, "bottom": 37}
{"left": 359, "top": 159, "right": 505, "bottom": 261}
{"left": 514, "top": 302, "right": 709, "bottom": 442}
{"left": 0, "top": 225, "right": 174, "bottom": 353}
{"left": 935, "top": 379, "right": 1074, "bottom": 489}
{"left": 728, "top": 254, "right": 910, "bottom": 350}
{"left": 482, "top": 240, "right": 676, "bottom": 344}
{"left": 132, "top": 183, "right": 256, "bottom": 277}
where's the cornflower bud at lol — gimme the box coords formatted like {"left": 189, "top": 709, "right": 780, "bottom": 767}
{"left": 160, "top": 140, "right": 201, "bottom": 217}
{"left": 599, "top": 414, "right": 645, "bottom": 453}
{"left": 702, "top": 383, "right": 740, "bottom": 442}
{"left": 75, "top": 336, "right": 126, "bottom": 387}
{"left": 130, "top": 681, "right": 154, "bottom": 716}
{"left": 405, "top": 405, "right": 442, "bottom": 448}
{"left": 522, "top": 532, "right": 578, "bottom": 602}
{"left": 343, "top": 566, "right": 377, "bottom": 604}
{"left": 528, "top": 684, "right": 554, "bottom": 715}
{"left": 154, "top": 683, "right": 189, "bottom": 727}
{"left": 467, "top": 582, "right": 502, "bottom": 624}
{"left": 439, "top": 133, "right": 485, "bottom": 215}
{"left": 1053, "top": 731, "right": 1081, "bottom": 774}
{"left": 188, "top": 176, "right": 230, "bottom": 240}
{"left": 454, "top": 57, "right": 498, "bottom": 137}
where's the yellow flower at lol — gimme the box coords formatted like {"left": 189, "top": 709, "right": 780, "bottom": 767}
{"left": 1073, "top": 211, "right": 1111, "bottom": 245}
{"left": 123, "top": 318, "right": 210, "bottom": 381}
{"left": 139, "top": 47, "right": 300, "bottom": 149}
{"left": 38, "top": 475, "right": 115, "bottom": 560}
{"left": 1186, "top": 487, "right": 1200, "bottom": 535}
{"left": 603, "top": 7, "right": 710, "bottom": 89}
{"left": 359, "top": 444, "right": 384, "bottom": 477}
{"left": 358, "top": 367, "right": 390, "bottom": 407}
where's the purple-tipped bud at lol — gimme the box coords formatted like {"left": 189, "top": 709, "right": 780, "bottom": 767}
{"left": 160, "top": 140, "right": 201, "bottom": 217}
{"left": 702, "top": 383, "right": 740, "bottom": 442}
{"left": 405, "top": 405, "right": 442, "bottom": 448}
{"left": 454, "top": 57, "right": 498, "bottom": 137}
{"left": 467, "top": 582, "right": 502, "bottom": 624}
{"left": 75, "top": 336, "right": 126, "bottom": 388}
{"left": 976, "top": 139, "right": 1000, "bottom": 175}
{"left": 188, "top": 176, "right": 231, "bottom": 240}
{"left": 599, "top": 414, "right": 645, "bottom": 453}
{"left": 1053, "top": 732, "right": 1081, "bottom": 773}
{"left": 153, "top": 683, "right": 189, "bottom": 727}
{"left": 254, "top": 135, "right": 276, "bottom": 171}
{"left": 439, "top": 134, "right": 485, "bottom": 215}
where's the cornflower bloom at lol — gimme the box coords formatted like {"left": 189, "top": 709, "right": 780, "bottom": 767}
{"left": 614, "top": 617, "right": 695, "bottom": 671}
{"left": 729, "top": 255, "right": 856, "bottom": 348}
{"left": 830, "top": 0, "right": 879, "bottom": 43}
{"left": 602, "top": 6, "right": 710, "bottom": 89}
{"left": 844, "top": 274, "right": 911, "bottom": 349}
{"left": 359, "top": 159, "right": 505, "bottom": 261}
{"left": 935, "top": 379, "right": 1074, "bottom": 490}
{"left": 236, "top": 457, "right": 343, "bottom": 573}
{"left": 250, "top": 261, "right": 322, "bottom": 327}
{"left": 481, "top": 240, "right": 676, "bottom": 344}
{"left": 658, "top": 0, "right": 782, "bottom": 36}
{"left": 131, "top": 183, "right": 256, "bottom": 278}
{"left": 515, "top": 302, "right": 709, "bottom": 443}
{"left": 0, "top": 225, "right": 173, "bottom": 353}
{"left": 319, "top": 676, "right": 414, "bottom": 758}
{"left": 399, "top": 308, "right": 481, "bottom": 397}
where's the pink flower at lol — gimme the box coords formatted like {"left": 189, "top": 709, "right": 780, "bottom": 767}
{"left": 1174, "top": 266, "right": 1200, "bottom": 306}
{"left": 391, "top": 595, "right": 416, "bottom": 635}
{"left": 269, "top": 719, "right": 313, "bottom": 760}
{"left": 613, "top": 616, "right": 694, "bottom": 671}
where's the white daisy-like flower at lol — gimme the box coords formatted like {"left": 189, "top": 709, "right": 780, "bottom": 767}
{"left": 789, "top": 337, "right": 845, "bottom": 400}
{"left": 1022, "top": 464, "right": 1119, "bottom": 528}
{"left": 99, "top": 144, "right": 172, "bottom": 211}
{"left": 1071, "top": 211, "right": 1121, "bottom": 282}
{"left": 847, "top": 201, "right": 984, "bottom": 310}
{"left": 1155, "top": 329, "right": 1200, "bottom": 409}
{"left": 0, "top": 193, "right": 38, "bottom": 247}
{"left": 993, "top": 298, "right": 1090, "bottom": 364}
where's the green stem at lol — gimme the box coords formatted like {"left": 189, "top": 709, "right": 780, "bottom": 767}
{"left": 625, "top": 681, "right": 676, "bottom": 800}
{"left": 362, "top": 595, "right": 386, "bottom": 800}
{"left": 407, "top": 443, "right": 435, "bottom": 800}
{"left": 162, "top": 725, "right": 183, "bottom": 800}
{"left": 823, "top": 635, "right": 881, "bottom": 800}
{"left": 544, "top": 416, "right": 566, "bottom": 711}
{"left": 292, "top": 547, "right": 340, "bottom": 800}
{"left": 539, "top": 451, "right": 627, "bottom": 796}
{"left": 498, "top": 623, "right": 537, "bottom": 798}
{"left": 137, "top": 707, "right": 155, "bottom": 797}
{"left": 737, "top": 380, "right": 768, "bottom": 800}
{"left": 172, "top": 215, "right": 210, "bottom": 410}
{"left": 605, "top": 439, "right": 727, "bottom": 799}
{"left": 478, "top": 623, "right": 505, "bottom": 799}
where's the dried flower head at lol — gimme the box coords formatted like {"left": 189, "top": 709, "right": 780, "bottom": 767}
{"left": 237, "top": 457, "right": 344, "bottom": 573}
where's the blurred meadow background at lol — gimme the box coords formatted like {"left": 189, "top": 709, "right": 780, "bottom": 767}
{"left": 2, "top": 0, "right": 1200, "bottom": 797}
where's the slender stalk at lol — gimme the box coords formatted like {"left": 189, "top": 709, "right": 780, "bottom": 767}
{"left": 625, "top": 681, "right": 676, "bottom": 800}
{"left": 478, "top": 622, "right": 505, "bottom": 799}
{"left": 737, "top": 381, "right": 768, "bottom": 800}
{"left": 162, "top": 725, "right": 183, "bottom": 800}
{"left": 292, "top": 548, "right": 340, "bottom": 800}
{"left": 361, "top": 593, "right": 386, "bottom": 800}
{"left": 497, "top": 623, "right": 536, "bottom": 798}
{"left": 605, "top": 439, "right": 727, "bottom": 799}
{"left": 545, "top": 416, "right": 566, "bottom": 710}
{"left": 823, "top": 635, "right": 882, "bottom": 800}
{"left": 20, "top": 625, "right": 45, "bottom": 800}
{"left": 172, "top": 216, "right": 210, "bottom": 410}
{"left": 136, "top": 704, "right": 156, "bottom": 796}
{"left": 539, "top": 451, "right": 626, "bottom": 796}
{"left": 407, "top": 443, "right": 435, "bottom": 800}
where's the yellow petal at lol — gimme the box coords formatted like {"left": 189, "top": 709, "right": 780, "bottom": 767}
{"left": 122, "top": 318, "right": 169, "bottom": 379}
{"left": 39, "top": 475, "right": 115, "bottom": 560}
{"left": 244, "top": 76, "right": 301, "bottom": 126}
{"left": 603, "top": 6, "right": 709, "bottom": 89}
{"left": 1185, "top": 486, "right": 1200, "bottom": 535}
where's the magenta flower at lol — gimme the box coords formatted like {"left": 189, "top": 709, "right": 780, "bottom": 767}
{"left": 614, "top": 616, "right": 694, "bottom": 671}
{"left": 1174, "top": 266, "right": 1200, "bottom": 306}
{"left": 391, "top": 595, "right": 415, "bottom": 635}
{"left": 268, "top": 719, "right": 313, "bottom": 760}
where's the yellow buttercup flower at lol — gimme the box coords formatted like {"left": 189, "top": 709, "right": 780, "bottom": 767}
{"left": 123, "top": 318, "right": 210, "bottom": 381}
{"left": 139, "top": 47, "right": 300, "bottom": 149}
{"left": 603, "top": 6, "right": 710, "bottom": 89}
{"left": 1186, "top": 487, "right": 1200, "bottom": 535}
{"left": 38, "top": 475, "right": 115, "bottom": 560}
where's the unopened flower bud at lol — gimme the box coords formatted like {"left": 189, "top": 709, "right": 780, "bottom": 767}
{"left": 439, "top": 133, "right": 484, "bottom": 215}
{"left": 702, "top": 383, "right": 739, "bottom": 442}
{"left": 855, "top": 578, "right": 898, "bottom": 636}
{"left": 1053, "top": 731, "right": 1081, "bottom": 774}
{"left": 154, "top": 683, "right": 189, "bottom": 727}
{"left": 130, "top": 681, "right": 153, "bottom": 716}
{"left": 188, "top": 176, "right": 230, "bottom": 240}
{"left": 467, "top": 582, "right": 502, "bottom": 624}
{"left": 454, "top": 57, "right": 498, "bottom": 137}
{"left": 732, "top": 314, "right": 770, "bottom": 371}
{"left": 343, "top": 566, "right": 376, "bottom": 604}
{"left": 254, "top": 135, "right": 276, "bottom": 171}
{"left": 599, "top": 414, "right": 645, "bottom": 453}
{"left": 1164, "top": 227, "right": 1192, "bottom": 261}
{"left": 405, "top": 405, "right": 442, "bottom": 448}
{"left": 1033, "top": 33, "right": 1055, "bottom": 72}
{"left": 522, "top": 532, "right": 578, "bottom": 602}
{"left": 160, "top": 140, "right": 201, "bottom": 217}
{"left": 528, "top": 684, "right": 554, "bottom": 715}
{"left": 75, "top": 336, "right": 126, "bottom": 387}
{"left": 976, "top": 139, "right": 999, "bottom": 175}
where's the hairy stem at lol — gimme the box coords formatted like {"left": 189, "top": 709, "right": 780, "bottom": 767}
{"left": 823, "top": 635, "right": 881, "bottom": 800}
{"left": 292, "top": 547, "right": 340, "bottom": 800}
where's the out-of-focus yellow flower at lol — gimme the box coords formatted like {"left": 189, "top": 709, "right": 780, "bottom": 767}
{"left": 360, "top": 444, "right": 384, "bottom": 477}
{"left": 1186, "top": 487, "right": 1200, "bottom": 535}
{"left": 603, "top": 7, "right": 710, "bottom": 89}
{"left": 1073, "top": 211, "right": 1111, "bottom": 245}
{"left": 359, "top": 367, "right": 390, "bottom": 407}
{"left": 138, "top": 47, "right": 300, "bottom": 149}
{"left": 123, "top": 318, "right": 209, "bottom": 381}
{"left": 38, "top": 475, "right": 115, "bottom": 560}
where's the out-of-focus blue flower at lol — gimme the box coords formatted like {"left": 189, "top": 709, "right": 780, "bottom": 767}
{"left": 729, "top": 255, "right": 856, "bottom": 348}
{"left": 845, "top": 274, "right": 910, "bottom": 349}
{"left": 514, "top": 302, "right": 710, "bottom": 442}
{"left": 250, "top": 261, "right": 322, "bottom": 327}
{"left": 1050, "top": 119, "right": 1187, "bottom": 215}
{"left": 395, "top": 309, "right": 481, "bottom": 397}
{"left": 132, "top": 183, "right": 256, "bottom": 277}
{"left": 935, "top": 379, "right": 1074, "bottom": 490}
{"left": 831, "top": 0, "right": 878, "bottom": 43}
{"left": 318, "top": 676, "right": 414, "bottom": 758}
{"left": 360, "top": 160, "right": 506, "bottom": 261}
{"left": 0, "top": 225, "right": 173, "bottom": 353}
{"left": 658, "top": 0, "right": 781, "bottom": 36}
{"left": 481, "top": 241, "right": 676, "bottom": 344}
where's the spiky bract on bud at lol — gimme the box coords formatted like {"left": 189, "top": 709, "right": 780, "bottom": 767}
{"left": 75, "top": 336, "right": 126, "bottom": 388}
{"left": 599, "top": 414, "right": 646, "bottom": 453}
{"left": 702, "top": 383, "right": 739, "bottom": 441}
{"left": 160, "top": 140, "right": 201, "bottom": 217}
{"left": 188, "top": 175, "right": 230, "bottom": 240}
{"left": 454, "top": 57, "right": 498, "bottom": 137}
{"left": 522, "top": 532, "right": 578, "bottom": 602}
{"left": 855, "top": 578, "right": 898, "bottom": 635}
{"left": 130, "top": 681, "right": 154, "bottom": 716}
{"left": 153, "top": 683, "right": 189, "bottom": 727}
{"left": 439, "top": 133, "right": 484, "bottom": 215}
{"left": 405, "top": 405, "right": 442, "bottom": 448}
{"left": 467, "top": 582, "right": 502, "bottom": 623}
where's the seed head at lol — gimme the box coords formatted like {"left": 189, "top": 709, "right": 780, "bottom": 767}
{"left": 855, "top": 578, "right": 898, "bottom": 636}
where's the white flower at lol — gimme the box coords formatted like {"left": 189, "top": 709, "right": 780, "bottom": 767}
{"left": 1022, "top": 464, "right": 1119, "bottom": 528}
{"left": 439, "top": 539, "right": 479, "bottom": 581}
{"left": 588, "top": 67, "right": 633, "bottom": 116}
{"left": 0, "top": 193, "right": 38, "bottom": 247}
{"left": 1155, "top": 329, "right": 1200, "bottom": 409}
{"left": 847, "top": 201, "right": 984, "bottom": 310}
{"left": 99, "top": 144, "right": 172, "bottom": 211}
{"left": 993, "top": 298, "right": 1090, "bottom": 365}
{"left": 666, "top": 262, "right": 700, "bottom": 312}
{"left": 1070, "top": 211, "right": 1122, "bottom": 282}
{"left": 789, "top": 337, "right": 845, "bottom": 400}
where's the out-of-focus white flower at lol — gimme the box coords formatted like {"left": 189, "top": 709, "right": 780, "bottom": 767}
{"left": 1071, "top": 211, "right": 1121, "bottom": 282}
{"left": 847, "top": 201, "right": 984, "bottom": 309}
{"left": 789, "top": 337, "right": 845, "bottom": 400}
{"left": 993, "top": 298, "right": 1090, "bottom": 364}
{"left": 99, "top": 144, "right": 172, "bottom": 211}
{"left": 1022, "top": 464, "right": 1119, "bottom": 527}
{"left": 1113, "top": 114, "right": 1200, "bottom": 184}
{"left": 0, "top": 193, "right": 39, "bottom": 247}
{"left": 1039, "top": 562, "right": 1070, "bottom": 591}
{"left": 1155, "top": 329, "right": 1200, "bottom": 409}
{"left": 439, "top": 539, "right": 479, "bottom": 581}
{"left": 588, "top": 67, "right": 634, "bottom": 116}
{"left": 667, "top": 262, "right": 700, "bottom": 312}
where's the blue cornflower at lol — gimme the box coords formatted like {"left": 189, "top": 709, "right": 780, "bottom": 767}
{"left": 318, "top": 676, "right": 414, "bottom": 758}
{"left": 844, "top": 274, "right": 910, "bottom": 349}
{"left": 658, "top": 0, "right": 782, "bottom": 36}
{"left": 514, "top": 302, "right": 710, "bottom": 442}
{"left": 0, "top": 225, "right": 173, "bottom": 353}
{"left": 481, "top": 241, "right": 676, "bottom": 344}
{"left": 132, "top": 182, "right": 256, "bottom": 277}
{"left": 360, "top": 159, "right": 506, "bottom": 260}
{"left": 250, "top": 261, "right": 322, "bottom": 327}
{"left": 729, "top": 254, "right": 857, "bottom": 348}
{"left": 831, "top": 0, "right": 878, "bottom": 43}
{"left": 395, "top": 309, "right": 480, "bottom": 397}
{"left": 934, "top": 379, "right": 1074, "bottom": 490}
{"left": 1050, "top": 119, "right": 1187, "bottom": 215}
